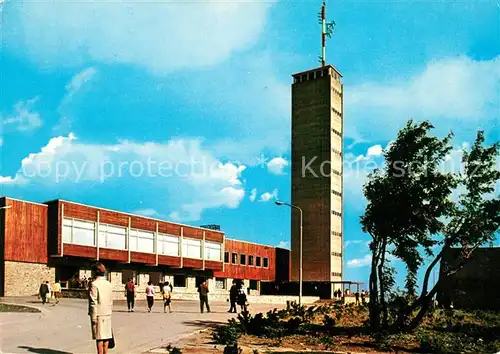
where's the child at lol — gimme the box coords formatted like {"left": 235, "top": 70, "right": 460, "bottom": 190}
{"left": 162, "top": 283, "right": 172, "bottom": 313}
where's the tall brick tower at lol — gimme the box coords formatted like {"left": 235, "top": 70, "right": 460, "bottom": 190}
{"left": 290, "top": 65, "right": 343, "bottom": 296}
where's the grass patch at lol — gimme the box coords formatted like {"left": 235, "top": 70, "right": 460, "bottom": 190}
{"left": 0, "top": 303, "right": 41, "bottom": 313}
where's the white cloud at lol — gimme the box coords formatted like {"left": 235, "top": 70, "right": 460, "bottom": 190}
{"left": 260, "top": 188, "right": 278, "bottom": 202}
{"left": 345, "top": 56, "right": 500, "bottom": 142}
{"left": 347, "top": 254, "right": 372, "bottom": 268}
{"left": 277, "top": 240, "right": 290, "bottom": 249}
{"left": 267, "top": 157, "right": 289, "bottom": 175}
{"left": 0, "top": 137, "right": 3, "bottom": 147}
{"left": 2, "top": 97, "right": 42, "bottom": 132}
{"left": 55, "top": 67, "right": 97, "bottom": 132}
{"left": 344, "top": 240, "right": 364, "bottom": 248}
{"left": 132, "top": 208, "right": 159, "bottom": 217}
{"left": 1, "top": 133, "right": 246, "bottom": 221}
{"left": 65, "top": 67, "right": 96, "bottom": 98}
{"left": 5, "top": 1, "right": 271, "bottom": 74}
{"left": 249, "top": 188, "right": 257, "bottom": 202}
{"left": 367, "top": 145, "right": 383, "bottom": 157}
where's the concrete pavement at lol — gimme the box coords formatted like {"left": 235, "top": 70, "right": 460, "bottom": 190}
{"left": 0, "top": 297, "right": 282, "bottom": 353}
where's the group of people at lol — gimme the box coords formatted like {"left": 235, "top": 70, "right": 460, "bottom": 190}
{"left": 124, "top": 278, "right": 173, "bottom": 313}
{"left": 228, "top": 280, "right": 248, "bottom": 313}
{"left": 333, "top": 288, "right": 368, "bottom": 305}
{"left": 38, "top": 280, "right": 62, "bottom": 304}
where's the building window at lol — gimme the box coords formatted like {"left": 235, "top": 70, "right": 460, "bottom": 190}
{"left": 98, "top": 223, "right": 126, "bottom": 250}
{"left": 231, "top": 253, "right": 238, "bottom": 264}
{"left": 195, "top": 276, "right": 205, "bottom": 288}
{"left": 249, "top": 280, "right": 259, "bottom": 290}
{"left": 248, "top": 255, "right": 254, "bottom": 266}
{"left": 158, "top": 233, "right": 180, "bottom": 256}
{"left": 62, "top": 217, "right": 96, "bottom": 246}
{"left": 240, "top": 254, "right": 246, "bottom": 265}
{"left": 215, "top": 278, "right": 226, "bottom": 290}
{"left": 182, "top": 238, "right": 202, "bottom": 259}
{"left": 256, "top": 256, "right": 262, "bottom": 267}
{"left": 173, "top": 275, "right": 186, "bottom": 287}
{"left": 204, "top": 241, "right": 222, "bottom": 261}
{"left": 224, "top": 252, "right": 230, "bottom": 263}
{"left": 121, "top": 270, "right": 135, "bottom": 285}
{"left": 263, "top": 257, "right": 269, "bottom": 268}
{"left": 129, "top": 229, "right": 154, "bottom": 253}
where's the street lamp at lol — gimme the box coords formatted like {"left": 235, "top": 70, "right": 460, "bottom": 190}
{"left": 0, "top": 206, "right": 12, "bottom": 210}
{"left": 275, "top": 200, "right": 303, "bottom": 306}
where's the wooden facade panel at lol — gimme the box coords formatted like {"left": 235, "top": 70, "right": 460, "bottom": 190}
{"left": 64, "top": 244, "right": 97, "bottom": 259}
{"left": 131, "top": 217, "right": 156, "bottom": 232}
{"left": 158, "top": 255, "right": 182, "bottom": 267}
{"left": 158, "top": 222, "right": 181, "bottom": 236}
{"left": 205, "top": 231, "right": 224, "bottom": 243}
{"left": 3, "top": 199, "right": 48, "bottom": 263}
{"left": 205, "top": 260, "right": 223, "bottom": 271}
{"left": 99, "top": 210, "right": 129, "bottom": 227}
{"left": 214, "top": 239, "right": 277, "bottom": 281}
{"left": 99, "top": 248, "right": 128, "bottom": 262}
{"left": 63, "top": 202, "right": 98, "bottom": 221}
{"left": 183, "top": 258, "right": 203, "bottom": 269}
{"left": 131, "top": 252, "right": 155, "bottom": 264}
{"left": 182, "top": 226, "right": 203, "bottom": 239}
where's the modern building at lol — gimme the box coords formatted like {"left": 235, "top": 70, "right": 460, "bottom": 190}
{"left": 0, "top": 197, "right": 289, "bottom": 299}
{"left": 290, "top": 65, "right": 344, "bottom": 296}
{"left": 437, "top": 247, "right": 500, "bottom": 310}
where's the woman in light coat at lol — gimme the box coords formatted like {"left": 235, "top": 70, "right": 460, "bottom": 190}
{"left": 89, "top": 263, "right": 113, "bottom": 354}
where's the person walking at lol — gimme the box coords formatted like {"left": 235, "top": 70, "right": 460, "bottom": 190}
{"left": 124, "top": 278, "right": 135, "bottom": 312}
{"left": 89, "top": 263, "right": 114, "bottom": 354}
{"left": 236, "top": 283, "right": 248, "bottom": 312}
{"left": 146, "top": 281, "right": 155, "bottom": 313}
{"left": 197, "top": 280, "right": 210, "bottom": 313}
{"left": 228, "top": 280, "right": 238, "bottom": 313}
{"left": 53, "top": 280, "right": 62, "bottom": 304}
{"left": 46, "top": 281, "right": 52, "bottom": 303}
{"left": 39, "top": 281, "right": 49, "bottom": 304}
{"left": 162, "top": 282, "right": 172, "bottom": 313}
{"left": 355, "top": 291, "right": 360, "bottom": 306}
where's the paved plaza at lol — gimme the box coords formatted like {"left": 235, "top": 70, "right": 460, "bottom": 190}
{"left": 0, "top": 297, "right": 282, "bottom": 353}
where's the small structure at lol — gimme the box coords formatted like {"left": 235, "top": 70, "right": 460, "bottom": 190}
{"left": 438, "top": 247, "right": 500, "bottom": 310}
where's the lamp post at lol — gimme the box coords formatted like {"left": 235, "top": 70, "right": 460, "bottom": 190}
{"left": 275, "top": 200, "right": 303, "bottom": 306}
{"left": 0, "top": 206, "right": 12, "bottom": 210}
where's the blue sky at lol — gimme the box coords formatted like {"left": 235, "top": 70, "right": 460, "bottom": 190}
{"left": 1, "top": 0, "right": 499, "bottom": 288}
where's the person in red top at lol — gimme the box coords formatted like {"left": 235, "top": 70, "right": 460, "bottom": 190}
{"left": 124, "top": 278, "right": 135, "bottom": 312}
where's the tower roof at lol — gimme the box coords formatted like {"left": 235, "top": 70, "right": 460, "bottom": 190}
{"left": 292, "top": 64, "right": 343, "bottom": 79}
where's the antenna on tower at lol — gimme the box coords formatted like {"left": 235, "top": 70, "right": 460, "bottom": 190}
{"left": 318, "top": 2, "right": 336, "bottom": 66}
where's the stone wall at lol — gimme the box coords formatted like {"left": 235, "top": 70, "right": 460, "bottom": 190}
{"left": 4, "top": 260, "right": 55, "bottom": 296}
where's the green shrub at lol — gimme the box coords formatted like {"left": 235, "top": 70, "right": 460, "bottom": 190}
{"left": 223, "top": 343, "right": 242, "bottom": 354}
{"left": 212, "top": 322, "right": 241, "bottom": 345}
{"left": 165, "top": 344, "right": 182, "bottom": 354}
{"left": 323, "top": 315, "right": 336, "bottom": 335}
{"left": 418, "top": 331, "right": 494, "bottom": 354}
{"left": 319, "top": 335, "right": 335, "bottom": 349}
{"left": 285, "top": 317, "right": 304, "bottom": 334}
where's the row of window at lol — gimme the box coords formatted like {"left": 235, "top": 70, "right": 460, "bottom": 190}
{"left": 224, "top": 252, "right": 269, "bottom": 268}
{"left": 62, "top": 217, "right": 222, "bottom": 261}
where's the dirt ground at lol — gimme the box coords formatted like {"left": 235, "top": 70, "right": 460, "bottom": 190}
{"left": 156, "top": 328, "right": 407, "bottom": 354}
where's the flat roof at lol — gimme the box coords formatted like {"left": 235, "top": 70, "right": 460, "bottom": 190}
{"left": 226, "top": 237, "right": 286, "bottom": 250}
{"left": 292, "top": 64, "right": 343, "bottom": 78}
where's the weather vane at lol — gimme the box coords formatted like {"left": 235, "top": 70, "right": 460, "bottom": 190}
{"left": 318, "top": 2, "right": 336, "bottom": 66}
